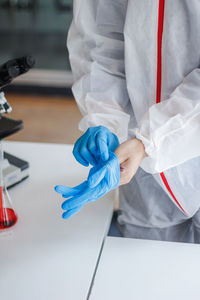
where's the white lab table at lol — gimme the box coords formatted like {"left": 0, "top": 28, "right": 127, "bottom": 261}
{"left": 0, "top": 142, "right": 115, "bottom": 300}
{"left": 90, "top": 237, "right": 200, "bottom": 300}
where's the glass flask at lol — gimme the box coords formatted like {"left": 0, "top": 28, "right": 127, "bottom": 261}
{"left": 0, "top": 141, "right": 17, "bottom": 231}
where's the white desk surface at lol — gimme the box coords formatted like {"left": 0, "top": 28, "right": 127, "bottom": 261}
{"left": 0, "top": 141, "right": 115, "bottom": 300}
{"left": 90, "top": 237, "right": 200, "bottom": 300}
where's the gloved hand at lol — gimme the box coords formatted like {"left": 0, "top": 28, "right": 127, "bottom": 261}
{"left": 55, "top": 152, "right": 120, "bottom": 219}
{"left": 73, "top": 126, "right": 119, "bottom": 167}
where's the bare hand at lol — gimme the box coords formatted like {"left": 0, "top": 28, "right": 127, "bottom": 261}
{"left": 115, "top": 138, "right": 147, "bottom": 185}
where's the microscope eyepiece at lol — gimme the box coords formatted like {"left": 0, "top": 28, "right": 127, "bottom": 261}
{"left": 15, "top": 56, "right": 36, "bottom": 73}
{"left": 7, "top": 66, "right": 20, "bottom": 79}
{"left": 24, "top": 56, "right": 35, "bottom": 68}
{"left": 0, "top": 56, "right": 35, "bottom": 88}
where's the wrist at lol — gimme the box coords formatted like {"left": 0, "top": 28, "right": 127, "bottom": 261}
{"left": 133, "top": 138, "right": 147, "bottom": 159}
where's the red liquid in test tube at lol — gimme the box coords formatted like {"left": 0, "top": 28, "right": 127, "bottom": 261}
{"left": 0, "top": 186, "right": 17, "bottom": 230}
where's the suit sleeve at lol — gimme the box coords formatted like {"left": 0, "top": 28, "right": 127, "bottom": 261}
{"left": 134, "top": 69, "right": 200, "bottom": 173}
{"left": 67, "top": 0, "right": 130, "bottom": 142}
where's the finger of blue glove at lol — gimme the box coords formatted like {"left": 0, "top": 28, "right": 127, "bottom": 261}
{"left": 61, "top": 185, "right": 99, "bottom": 210}
{"left": 73, "top": 136, "right": 89, "bottom": 167}
{"left": 105, "top": 152, "right": 120, "bottom": 188}
{"left": 79, "top": 139, "right": 97, "bottom": 166}
{"left": 87, "top": 135, "right": 98, "bottom": 165}
{"left": 88, "top": 152, "right": 120, "bottom": 189}
{"left": 109, "top": 134, "right": 120, "bottom": 152}
{"left": 96, "top": 131, "right": 109, "bottom": 161}
{"left": 87, "top": 165, "right": 107, "bottom": 188}
{"left": 62, "top": 182, "right": 108, "bottom": 211}
{"left": 55, "top": 181, "right": 88, "bottom": 197}
{"left": 62, "top": 205, "right": 83, "bottom": 219}
{"left": 55, "top": 185, "right": 79, "bottom": 196}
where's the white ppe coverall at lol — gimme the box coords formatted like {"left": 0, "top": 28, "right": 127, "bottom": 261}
{"left": 68, "top": 0, "right": 200, "bottom": 243}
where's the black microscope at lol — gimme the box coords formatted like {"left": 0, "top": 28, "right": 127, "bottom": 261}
{"left": 0, "top": 56, "right": 35, "bottom": 188}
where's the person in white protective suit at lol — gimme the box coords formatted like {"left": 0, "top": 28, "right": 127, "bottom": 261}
{"left": 67, "top": 0, "right": 200, "bottom": 243}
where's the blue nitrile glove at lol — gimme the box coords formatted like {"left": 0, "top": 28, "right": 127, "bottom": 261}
{"left": 55, "top": 152, "right": 120, "bottom": 219}
{"left": 73, "top": 126, "right": 119, "bottom": 167}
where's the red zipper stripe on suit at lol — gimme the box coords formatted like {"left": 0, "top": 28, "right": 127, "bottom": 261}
{"left": 160, "top": 173, "right": 186, "bottom": 213}
{"left": 156, "top": 0, "right": 186, "bottom": 214}
{"left": 156, "top": 0, "right": 165, "bottom": 104}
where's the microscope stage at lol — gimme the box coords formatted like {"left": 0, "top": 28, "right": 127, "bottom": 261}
{"left": 0, "top": 116, "right": 23, "bottom": 139}
{"left": 3, "top": 152, "right": 29, "bottom": 188}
